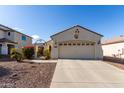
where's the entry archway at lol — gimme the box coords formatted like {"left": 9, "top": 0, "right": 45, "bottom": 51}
{"left": 34, "top": 39, "right": 46, "bottom": 58}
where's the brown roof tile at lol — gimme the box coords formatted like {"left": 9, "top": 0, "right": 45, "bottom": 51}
{"left": 102, "top": 36, "right": 124, "bottom": 45}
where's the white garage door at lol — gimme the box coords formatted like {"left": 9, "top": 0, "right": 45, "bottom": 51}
{"left": 59, "top": 43, "right": 95, "bottom": 59}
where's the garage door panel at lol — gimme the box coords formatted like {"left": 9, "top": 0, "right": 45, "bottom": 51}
{"left": 59, "top": 46, "right": 94, "bottom": 59}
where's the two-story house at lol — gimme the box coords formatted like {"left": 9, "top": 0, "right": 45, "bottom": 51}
{"left": 0, "top": 24, "right": 32, "bottom": 55}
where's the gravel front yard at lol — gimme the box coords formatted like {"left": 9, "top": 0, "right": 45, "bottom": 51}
{"left": 0, "top": 61, "right": 56, "bottom": 88}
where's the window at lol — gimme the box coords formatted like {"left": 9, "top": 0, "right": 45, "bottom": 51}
{"left": 68, "top": 43, "right": 72, "bottom": 46}
{"left": 86, "top": 43, "right": 89, "bottom": 46}
{"left": 77, "top": 43, "right": 80, "bottom": 46}
{"left": 8, "top": 32, "right": 10, "bottom": 36}
{"left": 21, "top": 35, "right": 26, "bottom": 41}
{"left": 64, "top": 43, "right": 67, "bottom": 46}
{"left": 21, "top": 42, "right": 26, "bottom": 46}
{"left": 91, "top": 43, "right": 95, "bottom": 46}
{"left": 97, "top": 40, "right": 101, "bottom": 44}
{"left": 73, "top": 43, "right": 76, "bottom": 46}
{"left": 59, "top": 43, "right": 63, "bottom": 46}
{"left": 82, "top": 43, "right": 85, "bottom": 46}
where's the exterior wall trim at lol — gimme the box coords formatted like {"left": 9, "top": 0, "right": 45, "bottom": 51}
{"left": 102, "top": 40, "right": 124, "bottom": 45}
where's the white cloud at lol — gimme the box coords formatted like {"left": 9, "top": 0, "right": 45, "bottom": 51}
{"left": 31, "top": 34, "right": 40, "bottom": 40}
{"left": 13, "top": 27, "right": 24, "bottom": 31}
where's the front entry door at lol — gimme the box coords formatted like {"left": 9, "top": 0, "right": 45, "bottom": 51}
{"left": 7, "top": 44, "right": 14, "bottom": 55}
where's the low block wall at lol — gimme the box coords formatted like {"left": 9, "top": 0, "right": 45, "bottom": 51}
{"left": 103, "top": 56, "right": 124, "bottom": 63}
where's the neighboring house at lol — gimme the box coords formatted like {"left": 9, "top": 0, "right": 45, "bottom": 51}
{"left": 48, "top": 25, "right": 103, "bottom": 59}
{"left": 0, "top": 24, "right": 32, "bottom": 55}
{"left": 102, "top": 35, "right": 124, "bottom": 59}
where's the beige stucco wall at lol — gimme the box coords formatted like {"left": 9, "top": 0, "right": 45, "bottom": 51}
{"left": 14, "top": 32, "right": 32, "bottom": 48}
{"left": 0, "top": 30, "right": 32, "bottom": 48}
{"left": 50, "top": 26, "right": 103, "bottom": 59}
{"left": 0, "top": 30, "right": 16, "bottom": 42}
{"left": 5, "top": 31, "right": 15, "bottom": 41}
{"left": 95, "top": 45, "right": 103, "bottom": 59}
{"left": 0, "top": 30, "right": 15, "bottom": 41}
{"left": 102, "top": 42, "right": 124, "bottom": 58}
{"left": 51, "top": 26, "right": 101, "bottom": 43}
{"left": 0, "top": 30, "right": 5, "bottom": 39}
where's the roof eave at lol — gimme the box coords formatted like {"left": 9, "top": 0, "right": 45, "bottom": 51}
{"left": 77, "top": 25, "right": 103, "bottom": 37}
{"left": 50, "top": 25, "right": 103, "bottom": 38}
{"left": 0, "top": 24, "right": 33, "bottom": 39}
{"left": 102, "top": 40, "right": 124, "bottom": 45}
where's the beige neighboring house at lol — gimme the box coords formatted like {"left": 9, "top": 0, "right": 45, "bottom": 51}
{"left": 102, "top": 36, "right": 124, "bottom": 59}
{"left": 0, "top": 24, "right": 32, "bottom": 55}
{"left": 48, "top": 25, "right": 103, "bottom": 59}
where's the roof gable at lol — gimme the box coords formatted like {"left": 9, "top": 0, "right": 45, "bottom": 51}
{"left": 51, "top": 25, "right": 103, "bottom": 38}
{"left": 0, "top": 24, "right": 32, "bottom": 38}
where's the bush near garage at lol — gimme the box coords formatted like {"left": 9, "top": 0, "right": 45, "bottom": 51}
{"left": 10, "top": 48, "right": 23, "bottom": 62}
{"left": 43, "top": 48, "right": 51, "bottom": 60}
{"left": 22, "top": 46, "right": 35, "bottom": 59}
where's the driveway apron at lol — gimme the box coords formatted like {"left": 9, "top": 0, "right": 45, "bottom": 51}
{"left": 50, "top": 59, "right": 124, "bottom": 88}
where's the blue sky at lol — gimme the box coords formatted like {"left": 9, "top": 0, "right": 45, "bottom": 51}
{"left": 0, "top": 5, "right": 124, "bottom": 41}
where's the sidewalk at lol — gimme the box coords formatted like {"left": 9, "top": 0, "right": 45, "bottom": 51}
{"left": 23, "top": 59, "right": 58, "bottom": 63}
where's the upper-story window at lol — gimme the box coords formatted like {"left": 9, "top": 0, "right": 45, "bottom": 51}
{"left": 21, "top": 35, "right": 26, "bottom": 41}
{"left": 97, "top": 40, "right": 101, "bottom": 44}
{"left": 8, "top": 32, "right": 10, "bottom": 36}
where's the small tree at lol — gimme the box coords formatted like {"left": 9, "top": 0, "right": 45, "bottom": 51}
{"left": 10, "top": 48, "right": 23, "bottom": 62}
{"left": 43, "top": 48, "right": 51, "bottom": 60}
{"left": 22, "top": 46, "right": 34, "bottom": 59}
{"left": 37, "top": 47, "right": 44, "bottom": 57}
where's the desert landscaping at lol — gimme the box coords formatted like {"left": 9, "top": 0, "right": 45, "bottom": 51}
{"left": 0, "top": 61, "right": 56, "bottom": 88}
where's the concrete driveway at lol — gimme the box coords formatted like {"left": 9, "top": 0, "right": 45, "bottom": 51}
{"left": 50, "top": 59, "right": 124, "bottom": 88}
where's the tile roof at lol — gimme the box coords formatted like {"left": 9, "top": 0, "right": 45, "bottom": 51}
{"left": 0, "top": 38, "right": 18, "bottom": 44}
{"left": 102, "top": 35, "right": 124, "bottom": 45}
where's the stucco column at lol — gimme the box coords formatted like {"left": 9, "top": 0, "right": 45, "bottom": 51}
{"left": 34, "top": 45, "right": 38, "bottom": 58}
{"left": 94, "top": 43, "right": 103, "bottom": 60}
{"left": 51, "top": 41, "right": 58, "bottom": 59}
{"left": 94, "top": 43, "right": 97, "bottom": 59}
{"left": 1, "top": 43, "right": 8, "bottom": 55}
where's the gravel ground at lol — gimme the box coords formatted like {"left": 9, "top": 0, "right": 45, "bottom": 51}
{"left": 106, "top": 61, "right": 124, "bottom": 70}
{"left": 0, "top": 61, "right": 56, "bottom": 88}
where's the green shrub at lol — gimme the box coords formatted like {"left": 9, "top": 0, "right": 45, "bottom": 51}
{"left": 22, "top": 46, "right": 34, "bottom": 59}
{"left": 43, "top": 48, "right": 50, "bottom": 60}
{"left": 10, "top": 48, "right": 23, "bottom": 62}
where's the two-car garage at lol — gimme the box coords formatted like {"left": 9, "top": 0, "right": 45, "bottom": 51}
{"left": 58, "top": 41, "right": 95, "bottom": 59}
